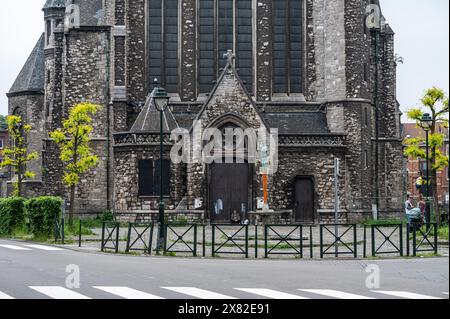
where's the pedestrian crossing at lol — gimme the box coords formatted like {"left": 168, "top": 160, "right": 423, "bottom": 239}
{"left": 0, "top": 286, "right": 447, "bottom": 300}
{"left": 0, "top": 243, "right": 65, "bottom": 252}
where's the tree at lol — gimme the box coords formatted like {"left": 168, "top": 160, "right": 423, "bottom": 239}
{"left": 0, "top": 116, "right": 39, "bottom": 196}
{"left": 50, "top": 103, "right": 100, "bottom": 226}
{"left": 404, "top": 87, "right": 449, "bottom": 224}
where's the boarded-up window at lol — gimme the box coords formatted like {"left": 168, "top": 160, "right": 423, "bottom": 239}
{"left": 138, "top": 159, "right": 170, "bottom": 196}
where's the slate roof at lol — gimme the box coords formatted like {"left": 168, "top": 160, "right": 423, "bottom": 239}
{"left": 43, "top": 0, "right": 65, "bottom": 9}
{"left": 263, "top": 112, "right": 330, "bottom": 135}
{"left": 130, "top": 94, "right": 180, "bottom": 133}
{"left": 8, "top": 34, "right": 45, "bottom": 96}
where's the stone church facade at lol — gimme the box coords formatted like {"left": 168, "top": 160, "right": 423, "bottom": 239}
{"left": 6, "top": 0, "right": 405, "bottom": 223}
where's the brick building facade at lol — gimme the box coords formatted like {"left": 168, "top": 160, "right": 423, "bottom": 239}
{"left": 402, "top": 123, "right": 449, "bottom": 208}
{"left": 6, "top": 0, "right": 405, "bottom": 223}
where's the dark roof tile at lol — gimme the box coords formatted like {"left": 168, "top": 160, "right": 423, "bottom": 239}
{"left": 8, "top": 34, "right": 45, "bottom": 95}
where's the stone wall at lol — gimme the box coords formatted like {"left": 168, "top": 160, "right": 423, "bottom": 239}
{"left": 113, "top": 144, "right": 184, "bottom": 212}
{"left": 271, "top": 149, "right": 347, "bottom": 222}
{"left": 7, "top": 94, "right": 45, "bottom": 185}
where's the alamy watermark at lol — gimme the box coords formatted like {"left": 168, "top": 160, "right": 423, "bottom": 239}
{"left": 169, "top": 120, "right": 279, "bottom": 175}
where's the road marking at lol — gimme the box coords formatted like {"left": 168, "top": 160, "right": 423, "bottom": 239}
{"left": 372, "top": 291, "right": 442, "bottom": 299}
{"left": 30, "top": 287, "right": 91, "bottom": 299}
{"left": 94, "top": 287, "right": 164, "bottom": 299}
{"left": 299, "top": 289, "right": 374, "bottom": 299}
{"left": 443, "top": 292, "right": 449, "bottom": 296}
{"left": 235, "top": 288, "right": 308, "bottom": 299}
{"left": 162, "top": 287, "right": 236, "bottom": 300}
{"left": 24, "top": 244, "right": 65, "bottom": 251}
{"left": 0, "top": 244, "right": 32, "bottom": 251}
{"left": 0, "top": 291, "right": 14, "bottom": 299}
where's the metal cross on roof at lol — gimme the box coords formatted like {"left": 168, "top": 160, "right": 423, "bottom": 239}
{"left": 224, "top": 50, "right": 235, "bottom": 65}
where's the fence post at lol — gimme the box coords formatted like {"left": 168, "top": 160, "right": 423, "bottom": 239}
{"left": 126, "top": 223, "right": 132, "bottom": 253}
{"left": 60, "top": 218, "right": 65, "bottom": 245}
{"left": 319, "top": 225, "right": 324, "bottom": 259}
{"left": 399, "top": 224, "right": 404, "bottom": 257}
{"left": 434, "top": 223, "right": 438, "bottom": 255}
{"left": 115, "top": 223, "right": 120, "bottom": 254}
{"left": 255, "top": 225, "right": 258, "bottom": 259}
{"left": 363, "top": 225, "right": 367, "bottom": 258}
{"left": 245, "top": 226, "right": 249, "bottom": 259}
{"left": 163, "top": 224, "right": 168, "bottom": 255}
{"left": 353, "top": 225, "right": 357, "bottom": 258}
{"left": 78, "top": 219, "right": 82, "bottom": 248}
{"left": 412, "top": 226, "right": 417, "bottom": 257}
{"left": 148, "top": 223, "right": 154, "bottom": 255}
{"left": 299, "top": 226, "right": 303, "bottom": 259}
{"left": 406, "top": 225, "right": 410, "bottom": 257}
{"left": 371, "top": 225, "right": 376, "bottom": 257}
{"left": 203, "top": 224, "right": 206, "bottom": 257}
{"left": 310, "top": 225, "right": 313, "bottom": 259}
{"left": 211, "top": 225, "right": 215, "bottom": 257}
{"left": 194, "top": 224, "right": 198, "bottom": 257}
{"left": 101, "top": 222, "right": 106, "bottom": 252}
{"left": 264, "top": 226, "right": 268, "bottom": 258}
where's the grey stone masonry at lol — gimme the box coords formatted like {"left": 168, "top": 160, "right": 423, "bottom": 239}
{"left": 5, "top": 0, "right": 405, "bottom": 222}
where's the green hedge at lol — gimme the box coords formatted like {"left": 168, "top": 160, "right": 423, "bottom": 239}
{"left": 25, "top": 197, "right": 63, "bottom": 238}
{"left": 0, "top": 197, "right": 26, "bottom": 236}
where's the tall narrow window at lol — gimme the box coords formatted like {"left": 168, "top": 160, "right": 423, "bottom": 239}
{"left": 148, "top": 0, "right": 179, "bottom": 93}
{"left": 199, "top": 0, "right": 253, "bottom": 93}
{"left": 272, "top": 0, "right": 303, "bottom": 94}
{"left": 46, "top": 20, "right": 52, "bottom": 46}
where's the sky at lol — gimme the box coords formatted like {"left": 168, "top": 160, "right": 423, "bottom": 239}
{"left": 0, "top": 0, "right": 449, "bottom": 122}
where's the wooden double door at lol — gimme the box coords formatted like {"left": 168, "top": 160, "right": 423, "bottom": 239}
{"left": 209, "top": 163, "right": 250, "bottom": 223}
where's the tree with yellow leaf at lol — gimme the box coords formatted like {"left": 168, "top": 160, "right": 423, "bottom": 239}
{"left": 0, "top": 116, "right": 39, "bottom": 197}
{"left": 50, "top": 103, "right": 100, "bottom": 226}
{"left": 404, "top": 87, "right": 449, "bottom": 224}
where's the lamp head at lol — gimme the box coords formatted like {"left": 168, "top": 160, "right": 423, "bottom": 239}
{"left": 421, "top": 113, "right": 433, "bottom": 131}
{"left": 153, "top": 86, "right": 169, "bottom": 112}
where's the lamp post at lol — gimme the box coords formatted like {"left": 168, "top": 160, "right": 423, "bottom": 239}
{"left": 420, "top": 113, "right": 433, "bottom": 227}
{"left": 152, "top": 79, "right": 170, "bottom": 252}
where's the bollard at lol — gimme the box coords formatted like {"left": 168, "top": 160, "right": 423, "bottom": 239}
{"left": 255, "top": 225, "right": 258, "bottom": 259}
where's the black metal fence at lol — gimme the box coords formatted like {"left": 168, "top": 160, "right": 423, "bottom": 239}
{"left": 101, "top": 222, "right": 120, "bottom": 253}
{"left": 164, "top": 224, "right": 198, "bottom": 256}
{"left": 368, "top": 224, "right": 404, "bottom": 257}
{"left": 408, "top": 223, "right": 438, "bottom": 256}
{"left": 53, "top": 216, "right": 65, "bottom": 244}
{"left": 320, "top": 224, "right": 357, "bottom": 258}
{"left": 93, "top": 222, "right": 440, "bottom": 259}
{"left": 126, "top": 223, "right": 154, "bottom": 254}
{"left": 264, "top": 225, "right": 303, "bottom": 258}
{"left": 212, "top": 224, "right": 249, "bottom": 258}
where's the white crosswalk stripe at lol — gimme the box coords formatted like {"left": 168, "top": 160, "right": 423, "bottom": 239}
{"left": 30, "top": 287, "right": 91, "bottom": 299}
{"left": 94, "top": 287, "right": 164, "bottom": 299}
{"left": 236, "top": 288, "right": 308, "bottom": 299}
{"left": 0, "top": 244, "right": 32, "bottom": 251}
{"left": 0, "top": 291, "right": 14, "bottom": 299}
{"left": 162, "top": 287, "right": 236, "bottom": 299}
{"left": 24, "top": 244, "right": 65, "bottom": 251}
{"left": 443, "top": 292, "right": 449, "bottom": 296}
{"left": 372, "top": 291, "right": 443, "bottom": 300}
{"left": 299, "top": 289, "right": 374, "bottom": 299}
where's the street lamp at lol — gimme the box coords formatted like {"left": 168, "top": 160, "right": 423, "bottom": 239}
{"left": 152, "top": 79, "right": 170, "bottom": 252}
{"left": 420, "top": 113, "right": 433, "bottom": 226}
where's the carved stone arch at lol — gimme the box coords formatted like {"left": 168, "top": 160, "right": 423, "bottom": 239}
{"left": 206, "top": 113, "right": 253, "bottom": 131}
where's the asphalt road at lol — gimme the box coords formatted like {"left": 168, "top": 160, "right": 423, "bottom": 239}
{"left": 0, "top": 239, "right": 449, "bottom": 300}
